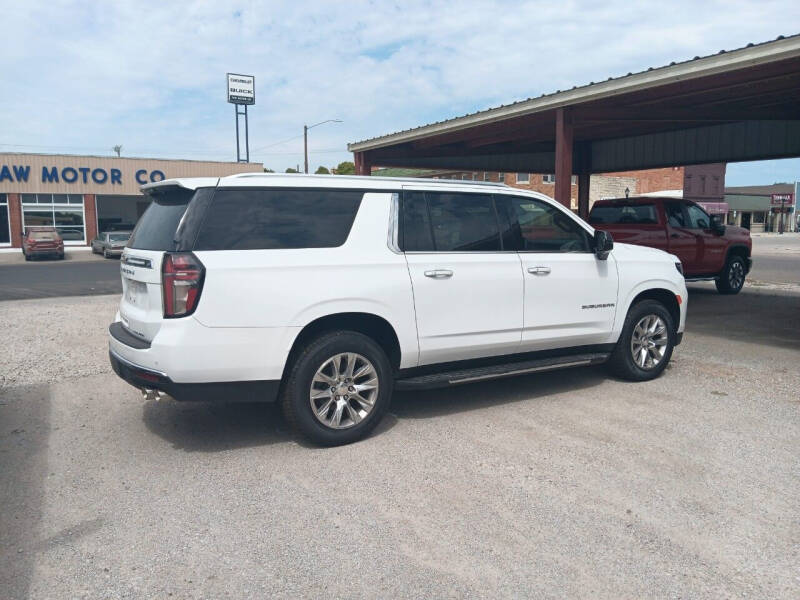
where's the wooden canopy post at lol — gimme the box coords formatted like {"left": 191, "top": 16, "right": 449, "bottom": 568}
{"left": 576, "top": 141, "right": 591, "bottom": 219}
{"left": 354, "top": 152, "right": 372, "bottom": 175}
{"left": 554, "top": 108, "right": 573, "bottom": 210}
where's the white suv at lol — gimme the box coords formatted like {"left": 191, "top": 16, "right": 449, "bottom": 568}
{"left": 109, "top": 174, "right": 687, "bottom": 445}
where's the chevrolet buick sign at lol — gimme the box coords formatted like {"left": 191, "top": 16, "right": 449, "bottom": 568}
{"left": 227, "top": 73, "right": 255, "bottom": 105}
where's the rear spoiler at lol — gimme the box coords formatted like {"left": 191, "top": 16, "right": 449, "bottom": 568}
{"left": 140, "top": 177, "right": 220, "bottom": 195}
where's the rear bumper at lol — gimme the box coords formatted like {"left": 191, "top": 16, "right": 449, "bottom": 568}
{"left": 26, "top": 248, "right": 63, "bottom": 256}
{"left": 109, "top": 348, "right": 280, "bottom": 402}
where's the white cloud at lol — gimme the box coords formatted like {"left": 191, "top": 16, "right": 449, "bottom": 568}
{"left": 1, "top": 0, "right": 799, "bottom": 176}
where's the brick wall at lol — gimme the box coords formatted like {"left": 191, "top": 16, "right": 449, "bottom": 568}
{"left": 605, "top": 167, "right": 684, "bottom": 194}
{"left": 84, "top": 194, "right": 97, "bottom": 243}
{"left": 589, "top": 175, "right": 639, "bottom": 202}
{"left": 8, "top": 193, "right": 22, "bottom": 248}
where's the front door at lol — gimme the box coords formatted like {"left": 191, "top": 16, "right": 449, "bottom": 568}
{"left": 502, "top": 194, "right": 619, "bottom": 351}
{"left": 664, "top": 201, "right": 699, "bottom": 273}
{"left": 684, "top": 202, "right": 727, "bottom": 273}
{"left": 401, "top": 189, "right": 524, "bottom": 365}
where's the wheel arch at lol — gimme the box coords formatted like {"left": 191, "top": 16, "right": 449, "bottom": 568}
{"left": 725, "top": 244, "right": 751, "bottom": 271}
{"left": 283, "top": 312, "right": 403, "bottom": 380}
{"left": 627, "top": 288, "right": 681, "bottom": 331}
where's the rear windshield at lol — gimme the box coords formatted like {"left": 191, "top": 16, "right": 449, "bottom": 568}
{"left": 127, "top": 189, "right": 194, "bottom": 250}
{"left": 109, "top": 233, "right": 130, "bottom": 242}
{"left": 589, "top": 203, "right": 659, "bottom": 225}
{"left": 193, "top": 189, "right": 363, "bottom": 250}
{"left": 31, "top": 231, "right": 59, "bottom": 240}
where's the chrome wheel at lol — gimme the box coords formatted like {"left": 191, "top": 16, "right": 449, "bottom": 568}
{"left": 728, "top": 259, "right": 744, "bottom": 290}
{"left": 309, "top": 353, "right": 379, "bottom": 429}
{"left": 630, "top": 315, "right": 668, "bottom": 370}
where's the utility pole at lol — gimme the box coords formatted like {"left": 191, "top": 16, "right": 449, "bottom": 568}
{"left": 303, "top": 119, "right": 342, "bottom": 173}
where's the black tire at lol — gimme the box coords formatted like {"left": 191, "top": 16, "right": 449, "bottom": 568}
{"left": 715, "top": 254, "right": 746, "bottom": 295}
{"left": 24, "top": 252, "right": 30, "bottom": 261}
{"left": 607, "top": 299, "right": 676, "bottom": 381}
{"left": 282, "top": 331, "right": 393, "bottom": 446}
{"left": 103, "top": 248, "right": 108, "bottom": 258}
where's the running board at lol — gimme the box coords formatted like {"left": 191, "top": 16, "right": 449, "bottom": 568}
{"left": 394, "top": 352, "right": 609, "bottom": 391}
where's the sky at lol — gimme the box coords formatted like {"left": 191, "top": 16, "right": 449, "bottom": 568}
{"left": 1, "top": 0, "right": 799, "bottom": 184}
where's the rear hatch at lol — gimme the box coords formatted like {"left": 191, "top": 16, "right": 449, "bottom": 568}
{"left": 29, "top": 230, "right": 61, "bottom": 250}
{"left": 118, "top": 186, "right": 197, "bottom": 342}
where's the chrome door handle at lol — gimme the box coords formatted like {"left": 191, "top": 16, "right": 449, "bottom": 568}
{"left": 424, "top": 269, "right": 453, "bottom": 279}
{"left": 527, "top": 266, "right": 551, "bottom": 276}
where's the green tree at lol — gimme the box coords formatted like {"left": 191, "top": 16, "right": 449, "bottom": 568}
{"left": 315, "top": 166, "right": 330, "bottom": 174}
{"left": 285, "top": 167, "right": 299, "bottom": 173}
{"left": 334, "top": 161, "right": 355, "bottom": 175}
{"left": 263, "top": 167, "right": 275, "bottom": 173}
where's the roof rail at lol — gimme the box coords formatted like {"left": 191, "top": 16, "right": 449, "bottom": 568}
{"left": 224, "top": 172, "right": 508, "bottom": 187}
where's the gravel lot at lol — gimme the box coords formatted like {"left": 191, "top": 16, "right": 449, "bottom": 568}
{"left": 1, "top": 285, "right": 799, "bottom": 599}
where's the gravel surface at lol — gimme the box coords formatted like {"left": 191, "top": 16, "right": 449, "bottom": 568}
{"left": 0, "top": 294, "right": 118, "bottom": 388}
{"left": 1, "top": 287, "right": 799, "bottom": 599}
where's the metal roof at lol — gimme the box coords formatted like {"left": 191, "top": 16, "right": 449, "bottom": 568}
{"left": 349, "top": 33, "right": 800, "bottom": 152}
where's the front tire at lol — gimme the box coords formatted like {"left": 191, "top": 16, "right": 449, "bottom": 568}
{"left": 282, "top": 331, "right": 393, "bottom": 446}
{"left": 715, "top": 255, "right": 746, "bottom": 294}
{"left": 607, "top": 299, "right": 675, "bottom": 381}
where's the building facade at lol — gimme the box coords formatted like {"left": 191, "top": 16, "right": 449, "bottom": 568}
{"left": 725, "top": 183, "right": 797, "bottom": 233}
{"left": 0, "top": 153, "right": 262, "bottom": 249}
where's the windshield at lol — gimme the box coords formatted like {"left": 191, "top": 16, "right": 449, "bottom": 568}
{"left": 128, "top": 188, "right": 194, "bottom": 250}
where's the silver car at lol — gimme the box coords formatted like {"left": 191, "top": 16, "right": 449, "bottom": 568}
{"left": 91, "top": 231, "right": 131, "bottom": 258}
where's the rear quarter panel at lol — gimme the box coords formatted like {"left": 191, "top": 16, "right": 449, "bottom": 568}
{"left": 191, "top": 192, "right": 420, "bottom": 369}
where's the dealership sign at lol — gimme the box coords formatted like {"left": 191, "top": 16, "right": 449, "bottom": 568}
{"left": 227, "top": 73, "right": 255, "bottom": 105}
{"left": 0, "top": 163, "right": 165, "bottom": 186}
{"left": 770, "top": 193, "right": 794, "bottom": 206}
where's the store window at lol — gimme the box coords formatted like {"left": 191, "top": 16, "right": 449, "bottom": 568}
{"left": 22, "top": 194, "right": 86, "bottom": 243}
{"left": 516, "top": 173, "right": 530, "bottom": 184}
{"left": 0, "top": 194, "right": 10, "bottom": 245}
{"left": 753, "top": 212, "right": 766, "bottom": 224}
{"left": 542, "top": 174, "right": 555, "bottom": 184}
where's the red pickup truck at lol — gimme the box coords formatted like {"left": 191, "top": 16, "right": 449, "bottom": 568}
{"left": 589, "top": 197, "right": 752, "bottom": 294}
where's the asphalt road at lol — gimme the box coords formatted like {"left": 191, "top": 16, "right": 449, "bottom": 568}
{"left": 0, "top": 258, "right": 121, "bottom": 300}
{"left": 1, "top": 284, "right": 799, "bottom": 598}
{"left": 0, "top": 235, "right": 798, "bottom": 300}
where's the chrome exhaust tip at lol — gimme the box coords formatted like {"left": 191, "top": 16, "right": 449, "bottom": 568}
{"left": 141, "top": 388, "right": 165, "bottom": 402}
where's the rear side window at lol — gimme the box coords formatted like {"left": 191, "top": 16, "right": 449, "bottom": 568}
{"left": 193, "top": 189, "right": 362, "bottom": 250}
{"left": 400, "top": 191, "right": 501, "bottom": 252}
{"left": 589, "top": 203, "right": 658, "bottom": 225}
{"left": 128, "top": 188, "right": 194, "bottom": 250}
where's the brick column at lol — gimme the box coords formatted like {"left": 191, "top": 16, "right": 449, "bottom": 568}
{"left": 84, "top": 194, "right": 97, "bottom": 244}
{"left": 8, "top": 193, "right": 22, "bottom": 248}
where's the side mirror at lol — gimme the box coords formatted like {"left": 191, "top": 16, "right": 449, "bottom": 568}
{"left": 710, "top": 214, "right": 726, "bottom": 235}
{"left": 594, "top": 230, "right": 614, "bottom": 260}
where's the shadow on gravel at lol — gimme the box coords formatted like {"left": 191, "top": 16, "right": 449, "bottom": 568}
{"left": 686, "top": 285, "right": 800, "bottom": 352}
{"left": 392, "top": 365, "right": 606, "bottom": 420}
{"left": 0, "top": 384, "right": 51, "bottom": 600}
{"left": 142, "top": 399, "right": 293, "bottom": 452}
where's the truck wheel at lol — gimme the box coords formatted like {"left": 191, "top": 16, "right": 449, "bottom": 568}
{"left": 715, "top": 255, "right": 746, "bottom": 295}
{"left": 607, "top": 299, "right": 675, "bottom": 382}
{"left": 282, "top": 331, "right": 393, "bottom": 446}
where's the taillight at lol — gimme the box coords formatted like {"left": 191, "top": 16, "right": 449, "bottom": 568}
{"left": 162, "top": 252, "right": 205, "bottom": 318}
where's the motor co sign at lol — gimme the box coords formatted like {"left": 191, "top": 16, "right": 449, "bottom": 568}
{"left": 227, "top": 73, "right": 255, "bottom": 105}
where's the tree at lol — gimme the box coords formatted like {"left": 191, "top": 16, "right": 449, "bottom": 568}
{"left": 112, "top": 145, "right": 122, "bottom": 157}
{"left": 314, "top": 166, "right": 330, "bottom": 174}
{"left": 263, "top": 167, "right": 275, "bottom": 173}
{"left": 334, "top": 161, "right": 355, "bottom": 175}
{"left": 285, "top": 167, "right": 299, "bottom": 173}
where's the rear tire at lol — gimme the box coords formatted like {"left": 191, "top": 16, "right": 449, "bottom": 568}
{"left": 715, "top": 255, "right": 746, "bottom": 294}
{"left": 282, "top": 331, "right": 393, "bottom": 446}
{"left": 607, "top": 299, "right": 675, "bottom": 381}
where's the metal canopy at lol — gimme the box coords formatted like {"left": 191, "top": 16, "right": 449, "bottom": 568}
{"left": 349, "top": 34, "right": 800, "bottom": 215}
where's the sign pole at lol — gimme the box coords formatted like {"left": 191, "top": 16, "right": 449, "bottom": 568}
{"left": 235, "top": 104, "right": 241, "bottom": 163}
{"left": 245, "top": 104, "right": 250, "bottom": 163}
{"left": 226, "top": 73, "right": 255, "bottom": 164}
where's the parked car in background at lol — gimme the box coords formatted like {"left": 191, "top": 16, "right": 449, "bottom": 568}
{"left": 589, "top": 197, "right": 752, "bottom": 294}
{"left": 109, "top": 174, "right": 687, "bottom": 446}
{"left": 22, "top": 227, "right": 64, "bottom": 260}
{"left": 91, "top": 231, "right": 131, "bottom": 258}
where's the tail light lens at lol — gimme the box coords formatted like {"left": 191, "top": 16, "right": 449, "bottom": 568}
{"left": 162, "top": 252, "right": 205, "bottom": 318}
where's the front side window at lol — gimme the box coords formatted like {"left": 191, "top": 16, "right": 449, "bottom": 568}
{"left": 686, "top": 203, "right": 710, "bottom": 229}
{"left": 193, "top": 189, "right": 362, "bottom": 251}
{"left": 665, "top": 202, "right": 686, "bottom": 228}
{"left": 509, "top": 196, "right": 590, "bottom": 252}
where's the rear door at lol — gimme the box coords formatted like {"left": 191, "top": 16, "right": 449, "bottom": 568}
{"left": 401, "top": 189, "right": 523, "bottom": 365}
{"left": 118, "top": 186, "right": 203, "bottom": 342}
